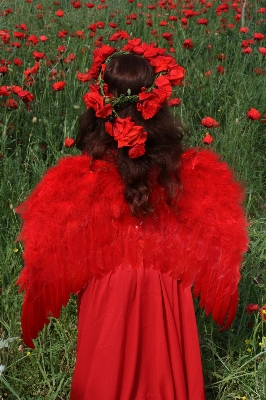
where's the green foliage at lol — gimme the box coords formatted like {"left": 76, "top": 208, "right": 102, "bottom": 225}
{"left": 0, "top": 0, "right": 266, "bottom": 399}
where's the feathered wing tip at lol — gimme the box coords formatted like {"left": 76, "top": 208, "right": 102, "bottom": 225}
{"left": 178, "top": 148, "right": 249, "bottom": 329}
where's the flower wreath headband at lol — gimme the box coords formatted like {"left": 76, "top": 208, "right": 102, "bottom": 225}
{"left": 83, "top": 38, "right": 186, "bottom": 159}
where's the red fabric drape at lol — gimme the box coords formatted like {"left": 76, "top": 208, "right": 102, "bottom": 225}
{"left": 71, "top": 266, "right": 205, "bottom": 400}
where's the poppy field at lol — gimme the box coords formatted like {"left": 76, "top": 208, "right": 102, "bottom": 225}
{"left": 0, "top": 0, "right": 266, "bottom": 398}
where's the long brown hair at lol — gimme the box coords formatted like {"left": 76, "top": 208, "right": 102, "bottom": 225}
{"left": 76, "top": 53, "right": 185, "bottom": 216}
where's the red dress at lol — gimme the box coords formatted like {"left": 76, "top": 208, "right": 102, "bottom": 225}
{"left": 16, "top": 149, "right": 248, "bottom": 400}
{"left": 71, "top": 269, "right": 205, "bottom": 400}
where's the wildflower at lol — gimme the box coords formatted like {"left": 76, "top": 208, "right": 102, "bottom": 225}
{"left": 52, "top": 81, "right": 66, "bottom": 91}
{"left": 247, "top": 108, "right": 261, "bottom": 120}
{"left": 201, "top": 117, "right": 219, "bottom": 128}
{"left": 17, "top": 91, "right": 34, "bottom": 103}
{"left": 14, "top": 58, "right": 23, "bottom": 66}
{"left": 197, "top": 19, "right": 208, "bottom": 25}
{"left": 27, "top": 34, "right": 39, "bottom": 45}
{"left": 39, "top": 35, "right": 48, "bottom": 42}
{"left": 258, "top": 47, "right": 266, "bottom": 56}
{"left": 64, "top": 138, "right": 76, "bottom": 147}
{"left": 183, "top": 39, "right": 193, "bottom": 49}
{"left": 217, "top": 53, "right": 226, "bottom": 60}
{"left": 168, "top": 98, "right": 181, "bottom": 106}
{"left": 253, "top": 33, "right": 265, "bottom": 41}
{"left": 239, "top": 27, "right": 249, "bottom": 33}
{"left": 56, "top": 10, "right": 64, "bottom": 17}
{"left": 246, "top": 303, "right": 259, "bottom": 313}
{"left": 217, "top": 65, "right": 224, "bottom": 74}
{"left": 242, "top": 47, "right": 252, "bottom": 54}
{"left": 202, "top": 133, "right": 213, "bottom": 144}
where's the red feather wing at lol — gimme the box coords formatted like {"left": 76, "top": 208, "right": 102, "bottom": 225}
{"left": 176, "top": 149, "right": 249, "bottom": 328}
{"left": 16, "top": 155, "right": 117, "bottom": 348}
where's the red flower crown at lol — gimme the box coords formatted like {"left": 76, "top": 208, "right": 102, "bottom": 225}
{"left": 83, "top": 38, "right": 186, "bottom": 158}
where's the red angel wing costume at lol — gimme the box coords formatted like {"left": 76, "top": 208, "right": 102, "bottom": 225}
{"left": 16, "top": 148, "right": 248, "bottom": 351}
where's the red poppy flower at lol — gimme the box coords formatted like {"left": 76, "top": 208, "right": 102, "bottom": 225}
{"left": 168, "top": 16, "right": 177, "bottom": 21}
{"left": 56, "top": 10, "right": 64, "bottom": 17}
{"left": 217, "top": 65, "right": 225, "bottom": 74}
{"left": 202, "top": 133, "right": 213, "bottom": 144}
{"left": 11, "top": 42, "right": 21, "bottom": 48}
{"left": 18, "top": 23, "right": 28, "bottom": 31}
{"left": 204, "top": 70, "right": 211, "bottom": 77}
{"left": 168, "top": 98, "right": 181, "bottom": 106}
{"left": 168, "top": 65, "right": 186, "bottom": 86}
{"left": 13, "top": 32, "right": 26, "bottom": 39}
{"left": 58, "top": 30, "right": 68, "bottom": 38}
{"left": 0, "top": 85, "right": 11, "bottom": 96}
{"left": 58, "top": 45, "right": 67, "bottom": 53}
{"left": 201, "top": 117, "right": 219, "bottom": 128}
{"left": 0, "top": 30, "right": 10, "bottom": 43}
{"left": 27, "top": 35, "right": 38, "bottom": 46}
{"left": 197, "top": 18, "right": 208, "bottom": 25}
{"left": 10, "top": 85, "right": 22, "bottom": 94}
{"left": 239, "top": 27, "right": 249, "bottom": 33}
{"left": 77, "top": 72, "right": 91, "bottom": 82}
{"left": 257, "top": 7, "right": 266, "bottom": 13}
{"left": 85, "top": 3, "right": 95, "bottom": 8}
{"left": 247, "top": 108, "right": 261, "bottom": 120}
{"left": 83, "top": 86, "right": 113, "bottom": 118}
{"left": 183, "top": 39, "right": 193, "bottom": 49}
{"left": 246, "top": 303, "right": 259, "bottom": 314}
{"left": 14, "top": 58, "right": 23, "bottom": 66}
{"left": 64, "top": 138, "right": 75, "bottom": 147}
{"left": 162, "top": 32, "right": 173, "bottom": 41}
{"left": 39, "top": 35, "right": 48, "bottom": 42}
{"left": 253, "top": 33, "right": 265, "bottom": 41}
{"left": 217, "top": 53, "right": 226, "bottom": 60}
{"left": 17, "top": 90, "right": 34, "bottom": 103}
{"left": 105, "top": 117, "right": 147, "bottom": 149}
{"left": 52, "top": 81, "right": 66, "bottom": 91}
{"left": 96, "top": 21, "right": 105, "bottom": 29}
{"left": 3, "top": 98, "right": 18, "bottom": 109}
{"left": 0, "top": 66, "right": 8, "bottom": 75}
{"left": 137, "top": 90, "right": 162, "bottom": 119}
{"left": 242, "top": 47, "right": 252, "bottom": 54}
{"left": 33, "top": 51, "right": 45, "bottom": 60}
{"left": 88, "top": 23, "right": 97, "bottom": 32}
{"left": 71, "top": 1, "right": 82, "bottom": 8}
{"left": 155, "top": 75, "right": 172, "bottom": 100}
{"left": 64, "top": 53, "right": 76, "bottom": 63}
{"left": 258, "top": 47, "right": 266, "bottom": 56}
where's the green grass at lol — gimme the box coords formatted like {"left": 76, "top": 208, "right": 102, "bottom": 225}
{"left": 1, "top": 0, "right": 266, "bottom": 398}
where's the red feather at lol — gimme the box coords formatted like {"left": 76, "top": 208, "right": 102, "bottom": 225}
{"left": 16, "top": 149, "right": 248, "bottom": 347}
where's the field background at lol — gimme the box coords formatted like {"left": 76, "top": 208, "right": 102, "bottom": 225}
{"left": 1, "top": 0, "right": 266, "bottom": 399}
